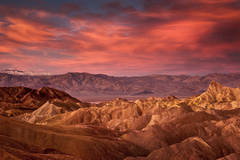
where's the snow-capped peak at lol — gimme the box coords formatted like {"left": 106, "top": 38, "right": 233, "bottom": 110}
{"left": 1, "top": 69, "right": 51, "bottom": 76}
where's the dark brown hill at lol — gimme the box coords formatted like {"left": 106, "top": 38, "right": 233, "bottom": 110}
{"left": 0, "top": 86, "right": 88, "bottom": 117}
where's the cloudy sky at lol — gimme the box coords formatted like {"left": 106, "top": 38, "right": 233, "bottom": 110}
{"left": 0, "top": 0, "right": 240, "bottom": 76}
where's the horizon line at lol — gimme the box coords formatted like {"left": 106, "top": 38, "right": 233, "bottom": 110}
{"left": 1, "top": 70, "right": 240, "bottom": 77}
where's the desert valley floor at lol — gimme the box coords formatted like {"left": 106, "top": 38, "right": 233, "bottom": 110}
{"left": 1, "top": 81, "right": 240, "bottom": 160}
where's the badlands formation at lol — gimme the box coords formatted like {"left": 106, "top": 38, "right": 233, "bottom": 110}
{"left": 0, "top": 81, "right": 240, "bottom": 159}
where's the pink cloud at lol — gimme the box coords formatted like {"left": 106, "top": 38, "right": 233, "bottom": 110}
{"left": 0, "top": 0, "right": 240, "bottom": 75}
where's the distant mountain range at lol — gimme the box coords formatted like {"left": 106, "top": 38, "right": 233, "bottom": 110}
{"left": 0, "top": 72, "right": 240, "bottom": 101}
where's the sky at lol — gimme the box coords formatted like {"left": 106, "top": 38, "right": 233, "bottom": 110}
{"left": 0, "top": 0, "right": 240, "bottom": 76}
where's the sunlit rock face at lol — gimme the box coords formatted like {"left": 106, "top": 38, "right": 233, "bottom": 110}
{"left": 186, "top": 81, "right": 240, "bottom": 110}
{"left": 1, "top": 81, "right": 240, "bottom": 160}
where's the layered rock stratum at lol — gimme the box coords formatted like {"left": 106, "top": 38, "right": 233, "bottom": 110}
{"left": 1, "top": 81, "right": 240, "bottom": 159}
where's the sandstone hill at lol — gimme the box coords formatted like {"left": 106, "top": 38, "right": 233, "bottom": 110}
{"left": 186, "top": 81, "right": 240, "bottom": 110}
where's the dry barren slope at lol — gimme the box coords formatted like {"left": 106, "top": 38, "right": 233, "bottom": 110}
{"left": 0, "top": 116, "right": 148, "bottom": 160}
